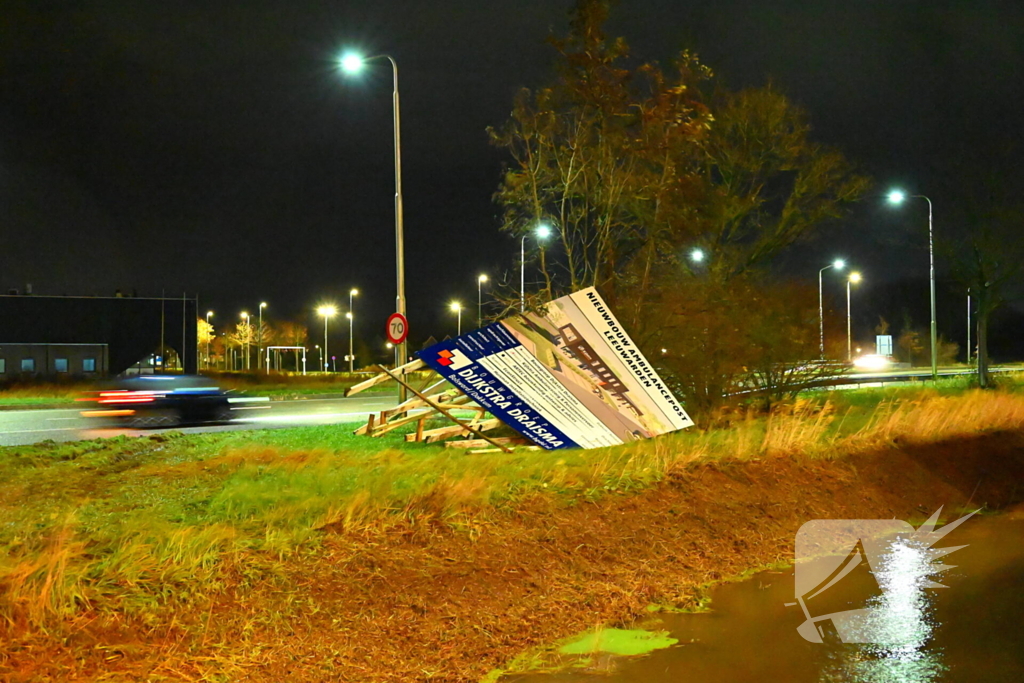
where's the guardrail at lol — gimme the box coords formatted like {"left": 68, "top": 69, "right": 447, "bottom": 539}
{"left": 791, "top": 366, "right": 1019, "bottom": 393}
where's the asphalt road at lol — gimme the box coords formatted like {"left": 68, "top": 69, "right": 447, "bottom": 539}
{"left": 3, "top": 366, "right": 1017, "bottom": 448}
{"left": 0, "top": 394, "right": 400, "bottom": 447}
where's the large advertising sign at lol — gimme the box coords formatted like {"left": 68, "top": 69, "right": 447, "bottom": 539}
{"left": 417, "top": 287, "right": 693, "bottom": 449}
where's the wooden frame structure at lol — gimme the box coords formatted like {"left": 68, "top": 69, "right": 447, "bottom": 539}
{"left": 345, "top": 359, "right": 530, "bottom": 453}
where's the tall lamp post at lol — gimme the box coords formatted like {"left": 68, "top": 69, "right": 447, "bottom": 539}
{"left": 967, "top": 288, "right": 972, "bottom": 364}
{"left": 258, "top": 302, "right": 267, "bottom": 372}
{"left": 240, "top": 311, "right": 251, "bottom": 370}
{"left": 348, "top": 288, "right": 358, "bottom": 373}
{"left": 888, "top": 190, "right": 937, "bottom": 379}
{"left": 317, "top": 305, "right": 337, "bottom": 373}
{"left": 205, "top": 311, "right": 214, "bottom": 369}
{"left": 346, "top": 311, "right": 354, "bottom": 372}
{"left": 818, "top": 259, "right": 845, "bottom": 359}
{"left": 846, "top": 272, "right": 862, "bottom": 361}
{"left": 521, "top": 223, "right": 552, "bottom": 311}
{"left": 477, "top": 274, "right": 488, "bottom": 328}
{"left": 449, "top": 301, "right": 463, "bottom": 336}
{"left": 341, "top": 52, "right": 407, "bottom": 396}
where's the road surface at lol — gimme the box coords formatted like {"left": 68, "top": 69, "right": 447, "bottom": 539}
{"left": 0, "top": 394, "right": 400, "bottom": 447}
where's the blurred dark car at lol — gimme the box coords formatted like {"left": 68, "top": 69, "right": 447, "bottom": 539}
{"left": 79, "top": 375, "right": 232, "bottom": 427}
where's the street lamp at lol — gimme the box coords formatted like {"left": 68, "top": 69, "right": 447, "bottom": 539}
{"left": 846, "top": 272, "right": 862, "bottom": 361}
{"left": 348, "top": 288, "right": 358, "bottom": 373}
{"left": 386, "top": 341, "right": 395, "bottom": 368}
{"left": 690, "top": 248, "right": 705, "bottom": 263}
{"left": 967, "top": 287, "right": 972, "bottom": 365}
{"left": 477, "top": 274, "right": 488, "bottom": 328}
{"left": 818, "top": 259, "right": 845, "bottom": 359}
{"left": 258, "top": 302, "right": 267, "bottom": 372}
{"left": 521, "top": 223, "right": 552, "bottom": 311}
{"left": 888, "top": 189, "right": 937, "bottom": 379}
{"left": 345, "top": 311, "right": 354, "bottom": 372}
{"left": 315, "top": 344, "right": 322, "bottom": 373}
{"left": 317, "top": 305, "right": 337, "bottom": 373}
{"left": 449, "top": 301, "right": 463, "bottom": 336}
{"left": 205, "top": 311, "right": 213, "bottom": 369}
{"left": 340, "top": 52, "right": 407, "bottom": 395}
{"left": 240, "top": 311, "right": 251, "bottom": 370}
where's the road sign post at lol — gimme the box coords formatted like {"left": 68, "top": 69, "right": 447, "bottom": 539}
{"left": 387, "top": 313, "right": 409, "bottom": 400}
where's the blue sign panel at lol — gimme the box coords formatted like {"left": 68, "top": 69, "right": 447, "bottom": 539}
{"left": 417, "top": 324, "right": 580, "bottom": 449}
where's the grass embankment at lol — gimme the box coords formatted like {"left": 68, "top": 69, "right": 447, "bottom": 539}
{"left": 0, "top": 382, "right": 90, "bottom": 407}
{"left": 2, "top": 378, "right": 1024, "bottom": 681}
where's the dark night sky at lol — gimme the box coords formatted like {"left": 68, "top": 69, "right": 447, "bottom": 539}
{"left": 3, "top": 1, "right": 1023, "bottom": 355}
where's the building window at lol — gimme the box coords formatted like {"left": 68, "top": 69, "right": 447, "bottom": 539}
{"left": 21, "top": 358, "right": 35, "bottom": 372}
{"left": 0, "top": 359, "right": 5, "bottom": 374}
{"left": 83, "top": 358, "right": 97, "bottom": 372}
{"left": 55, "top": 358, "right": 69, "bottom": 373}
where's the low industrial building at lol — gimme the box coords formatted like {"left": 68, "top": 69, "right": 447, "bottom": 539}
{"left": 0, "top": 343, "right": 109, "bottom": 379}
{"left": 0, "top": 294, "right": 198, "bottom": 380}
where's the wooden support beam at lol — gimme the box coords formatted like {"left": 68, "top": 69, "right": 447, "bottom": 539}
{"left": 371, "top": 393, "right": 479, "bottom": 438}
{"left": 345, "top": 358, "right": 426, "bottom": 397}
{"left": 371, "top": 407, "right": 439, "bottom": 437}
{"left": 444, "top": 436, "right": 528, "bottom": 449}
{"left": 419, "top": 419, "right": 502, "bottom": 443}
{"left": 376, "top": 365, "right": 513, "bottom": 453}
{"left": 384, "top": 378, "right": 448, "bottom": 415}
{"left": 383, "top": 386, "right": 460, "bottom": 421}
{"left": 354, "top": 413, "right": 375, "bottom": 436}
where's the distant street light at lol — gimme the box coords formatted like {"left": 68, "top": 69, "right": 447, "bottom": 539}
{"left": 887, "top": 189, "right": 937, "bottom": 379}
{"left": 348, "top": 288, "right": 359, "bottom": 373}
{"left": 240, "top": 311, "right": 251, "bottom": 370}
{"left": 521, "top": 223, "right": 552, "bottom": 311}
{"left": 340, "top": 51, "right": 407, "bottom": 397}
{"left": 386, "top": 341, "right": 395, "bottom": 368}
{"left": 967, "top": 287, "right": 972, "bottom": 365}
{"left": 205, "top": 311, "right": 214, "bottom": 369}
{"left": 690, "top": 248, "right": 705, "bottom": 263}
{"left": 258, "top": 302, "right": 267, "bottom": 372}
{"left": 317, "top": 305, "right": 337, "bottom": 373}
{"left": 315, "top": 344, "right": 322, "bottom": 373}
{"left": 477, "top": 274, "right": 488, "bottom": 328}
{"left": 449, "top": 301, "right": 463, "bottom": 336}
{"left": 847, "top": 272, "right": 862, "bottom": 361}
{"left": 818, "top": 259, "right": 845, "bottom": 359}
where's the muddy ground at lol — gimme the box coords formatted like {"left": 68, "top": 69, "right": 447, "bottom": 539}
{"left": 4, "top": 431, "right": 1023, "bottom": 682}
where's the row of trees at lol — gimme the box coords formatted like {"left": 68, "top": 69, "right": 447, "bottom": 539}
{"left": 197, "top": 318, "right": 310, "bottom": 370}
{"left": 197, "top": 318, "right": 310, "bottom": 353}
{"left": 490, "top": 1, "right": 869, "bottom": 416}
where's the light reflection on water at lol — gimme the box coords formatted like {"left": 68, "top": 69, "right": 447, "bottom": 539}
{"left": 820, "top": 537, "right": 946, "bottom": 683}
{"left": 506, "top": 515, "right": 1024, "bottom": 683}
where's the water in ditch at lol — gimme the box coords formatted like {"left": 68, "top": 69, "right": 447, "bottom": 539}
{"left": 505, "top": 510, "right": 1024, "bottom": 682}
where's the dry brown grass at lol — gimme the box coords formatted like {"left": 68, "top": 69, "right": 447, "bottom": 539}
{"left": 3, "top": 386, "right": 1024, "bottom": 680}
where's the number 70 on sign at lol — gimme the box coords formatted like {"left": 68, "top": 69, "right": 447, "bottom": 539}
{"left": 386, "top": 313, "right": 409, "bottom": 344}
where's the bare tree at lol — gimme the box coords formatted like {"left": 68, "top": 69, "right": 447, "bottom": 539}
{"left": 945, "top": 221, "right": 1023, "bottom": 387}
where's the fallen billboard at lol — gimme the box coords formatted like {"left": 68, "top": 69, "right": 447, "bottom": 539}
{"left": 417, "top": 287, "right": 693, "bottom": 449}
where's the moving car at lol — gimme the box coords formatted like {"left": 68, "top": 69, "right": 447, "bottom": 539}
{"left": 79, "top": 375, "right": 233, "bottom": 428}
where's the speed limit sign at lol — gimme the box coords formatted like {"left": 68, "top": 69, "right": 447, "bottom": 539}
{"left": 386, "top": 312, "right": 409, "bottom": 344}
